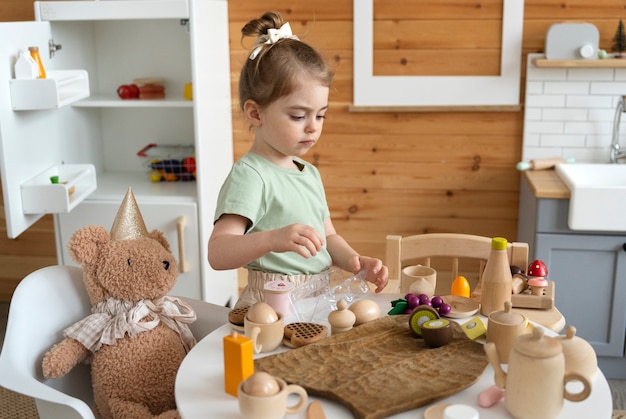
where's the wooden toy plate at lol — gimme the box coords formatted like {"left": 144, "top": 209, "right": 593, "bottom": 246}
{"left": 228, "top": 322, "right": 244, "bottom": 333}
{"left": 441, "top": 295, "right": 480, "bottom": 319}
{"left": 255, "top": 315, "right": 488, "bottom": 419}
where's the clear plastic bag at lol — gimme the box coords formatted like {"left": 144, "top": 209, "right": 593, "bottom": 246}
{"left": 290, "top": 269, "right": 370, "bottom": 324}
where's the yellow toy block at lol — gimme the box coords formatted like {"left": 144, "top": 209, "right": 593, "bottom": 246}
{"left": 223, "top": 331, "right": 254, "bottom": 397}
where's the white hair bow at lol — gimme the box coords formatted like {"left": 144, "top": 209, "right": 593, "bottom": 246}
{"left": 249, "top": 22, "right": 299, "bottom": 60}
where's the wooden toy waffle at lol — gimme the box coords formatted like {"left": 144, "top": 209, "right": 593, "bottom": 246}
{"left": 228, "top": 306, "right": 249, "bottom": 326}
{"left": 283, "top": 322, "right": 328, "bottom": 348}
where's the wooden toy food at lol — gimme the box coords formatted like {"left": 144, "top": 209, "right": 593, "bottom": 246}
{"left": 247, "top": 302, "right": 278, "bottom": 324}
{"left": 421, "top": 319, "right": 452, "bottom": 348}
{"left": 328, "top": 300, "right": 356, "bottom": 334}
{"left": 451, "top": 275, "right": 470, "bottom": 298}
{"left": 408, "top": 305, "right": 440, "bottom": 337}
{"left": 348, "top": 299, "right": 380, "bottom": 326}
{"left": 242, "top": 372, "right": 280, "bottom": 396}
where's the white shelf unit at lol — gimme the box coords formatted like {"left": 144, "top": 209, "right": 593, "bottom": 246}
{"left": 9, "top": 70, "right": 89, "bottom": 110}
{"left": 0, "top": 0, "right": 237, "bottom": 304}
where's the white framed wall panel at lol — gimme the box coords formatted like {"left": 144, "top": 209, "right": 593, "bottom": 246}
{"left": 353, "top": 0, "right": 524, "bottom": 108}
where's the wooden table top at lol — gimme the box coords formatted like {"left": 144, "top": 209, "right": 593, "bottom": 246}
{"left": 523, "top": 170, "right": 570, "bottom": 199}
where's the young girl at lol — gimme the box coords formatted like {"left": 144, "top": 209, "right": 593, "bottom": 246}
{"left": 208, "top": 11, "right": 388, "bottom": 308}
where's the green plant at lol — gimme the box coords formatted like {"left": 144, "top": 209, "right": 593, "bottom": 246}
{"left": 612, "top": 19, "right": 626, "bottom": 57}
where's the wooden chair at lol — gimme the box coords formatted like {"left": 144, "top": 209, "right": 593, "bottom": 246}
{"left": 385, "top": 233, "right": 529, "bottom": 296}
{"left": 385, "top": 233, "right": 565, "bottom": 332}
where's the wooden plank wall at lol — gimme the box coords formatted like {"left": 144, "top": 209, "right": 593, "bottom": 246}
{"left": 228, "top": 0, "right": 626, "bottom": 261}
{"left": 1, "top": 0, "right": 624, "bottom": 300}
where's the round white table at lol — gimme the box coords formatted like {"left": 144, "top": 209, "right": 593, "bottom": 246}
{"left": 175, "top": 294, "right": 613, "bottom": 418}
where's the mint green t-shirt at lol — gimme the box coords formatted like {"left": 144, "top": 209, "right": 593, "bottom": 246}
{"left": 214, "top": 152, "right": 332, "bottom": 275}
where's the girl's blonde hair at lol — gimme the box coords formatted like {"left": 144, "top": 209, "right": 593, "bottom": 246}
{"left": 239, "top": 11, "right": 334, "bottom": 111}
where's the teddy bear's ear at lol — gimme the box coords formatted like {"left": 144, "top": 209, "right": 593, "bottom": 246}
{"left": 148, "top": 229, "right": 171, "bottom": 252}
{"left": 68, "top": 225, "right": 110, "bottom": 265}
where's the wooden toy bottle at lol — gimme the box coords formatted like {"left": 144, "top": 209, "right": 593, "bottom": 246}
{"left": 480, "top": 237, "right": 512, "bottom": 316}
{"left": 28, "top": 46, "right": 46, "bottom": 79}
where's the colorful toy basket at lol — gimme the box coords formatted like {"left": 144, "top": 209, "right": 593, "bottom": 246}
{"left": 137, "top": 143, "right": 196, "bottom": 182}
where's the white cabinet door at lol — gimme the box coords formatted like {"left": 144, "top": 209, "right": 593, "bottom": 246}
{"left": 56, "top": 200, "right": 202, "bottom": 300}
{"left": 0, "top": 21, "right": 98, "bottom": 238}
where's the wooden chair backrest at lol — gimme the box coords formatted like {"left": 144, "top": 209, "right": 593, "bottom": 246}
{"left": 385, "top": 233, "right": 528, "bottom": 295}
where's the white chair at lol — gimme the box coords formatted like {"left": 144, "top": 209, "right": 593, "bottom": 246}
{"left": 0, "top": 265, "right": 229, "bottom": 419}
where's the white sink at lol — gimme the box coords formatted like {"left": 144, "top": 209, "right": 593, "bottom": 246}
{"left": 555, "top": 163, "right": 626, "bottom": 232}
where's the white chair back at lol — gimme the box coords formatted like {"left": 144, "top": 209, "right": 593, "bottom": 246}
{"left": 0, "top": 265, "right": 231, "bottom": 419}
{"left": 0, "top": 265, "right": 95, "bottom": 418}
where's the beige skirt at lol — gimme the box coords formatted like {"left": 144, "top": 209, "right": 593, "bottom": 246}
{"left": 234, "top": 268, "right": 343, "bottom": 309}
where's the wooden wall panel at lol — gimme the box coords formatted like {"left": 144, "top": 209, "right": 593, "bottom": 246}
{"left": 373, "top": 0, "right": 505, "bottom": 19}
{"left": 0, "top": 0, "right": 34, "bottom": 22}
{"left": 0, "top": 183, "right": 56, "bottom": 301}
{"left": 0, "top": 0, "right": 621, "bottom": 300}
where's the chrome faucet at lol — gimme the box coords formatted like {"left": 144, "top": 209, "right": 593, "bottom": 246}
{"left": 611, "top": 96, "right": 626, "bottom": 163}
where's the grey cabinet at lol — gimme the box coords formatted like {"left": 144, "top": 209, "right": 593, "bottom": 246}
{"left": 518, "top": 176, "right": 626, "bottom": 379}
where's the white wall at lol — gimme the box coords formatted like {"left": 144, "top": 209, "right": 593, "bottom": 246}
{"left": 522, "top": 53, "right": 626, "bottom": 163}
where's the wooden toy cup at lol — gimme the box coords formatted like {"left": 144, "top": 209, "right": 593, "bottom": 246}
{"left": 244, "top": 313, "right": 284, "bottom": 353}
{"left": 401, "top": 265, "right": 437, "bottom": 296}
{"left": 238, "top": 377, "right": 307, "bottom": 419}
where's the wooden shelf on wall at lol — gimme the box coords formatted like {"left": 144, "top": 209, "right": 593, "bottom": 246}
{"left": 533, "top": 58, "right": 626, "bottom": 68}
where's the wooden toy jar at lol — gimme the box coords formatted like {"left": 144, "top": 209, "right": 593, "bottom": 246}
{"left": 484, "top": 327, "right": 591, "bottom": 419}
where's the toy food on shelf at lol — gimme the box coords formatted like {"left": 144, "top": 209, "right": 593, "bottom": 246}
{"left": 117, "top": 83, "right": 139, "bottom": 99}
{"left": 134, "top": 77, "right": 165, "bottom": 99}
{"left": 116, "top": 77, "right": 165, "bottom": 100}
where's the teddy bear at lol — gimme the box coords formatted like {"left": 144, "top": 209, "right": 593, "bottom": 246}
{"left": 42, "top": 188, "right": 197, "bottom": 419}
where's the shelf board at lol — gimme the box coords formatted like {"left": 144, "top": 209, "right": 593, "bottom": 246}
{"left": 36, "top": 0, "right": 189, "bottom": 21}
{"left": 74, "top": 94, "right": 192, "bottom": 108}
{"left": 9, "top": 70, "right": 90, "bottom": 111}
{"left": 533, "top": 58, "right": 626, "bottom": 68}
{"left": 92, "top": 171, "right": 197, "bottom": 202}
{"left": 21, "top": 164, "right": 97, "bottom": 214}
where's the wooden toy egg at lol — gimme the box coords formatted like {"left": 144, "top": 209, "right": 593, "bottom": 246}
{"left": 241, "top": 372, "right": 280, "bottom": 396}
{"left": 348, "top": 299, "right": 380, "bottom": 326}
{"left": 246, "top": 302, "right": 278, "bottom": 324}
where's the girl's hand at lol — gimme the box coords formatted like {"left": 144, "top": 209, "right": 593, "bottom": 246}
{"left": 355, "top": 256, "right": 389, "bottom": 293}
{"left": 269, "top": 223, "right": 324, "bottom": 258}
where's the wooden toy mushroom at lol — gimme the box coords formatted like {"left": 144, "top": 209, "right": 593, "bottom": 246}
{"left": 527, "top": 260, "right": 548, "bottom": 296}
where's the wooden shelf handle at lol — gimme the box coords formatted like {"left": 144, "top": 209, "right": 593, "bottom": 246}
{"left": 176, "top": 216, "right": 189, "bottom": 273}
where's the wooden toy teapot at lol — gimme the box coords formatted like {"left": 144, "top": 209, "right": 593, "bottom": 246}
{"left": 484, "top": 327, "right": 591, "bottom": 419}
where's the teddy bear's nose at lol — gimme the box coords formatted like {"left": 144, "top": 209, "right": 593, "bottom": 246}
{"left": 163, "top": 260, "right": 170, "bottom": 271}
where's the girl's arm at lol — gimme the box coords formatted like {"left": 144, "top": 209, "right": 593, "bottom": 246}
{"left": 208, "top": 214, "right": 325, "bottom": 270}
{"left": 324, "top": 217, "right": 389, "bottom": 293}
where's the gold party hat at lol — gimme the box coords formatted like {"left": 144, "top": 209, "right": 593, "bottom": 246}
{"left": 110, "top": 187, "right": 148, "bottom": 241}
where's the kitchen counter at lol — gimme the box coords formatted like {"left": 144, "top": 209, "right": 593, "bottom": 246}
{"left": 523, "top": 170, "right": 570, "bottom": 199}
